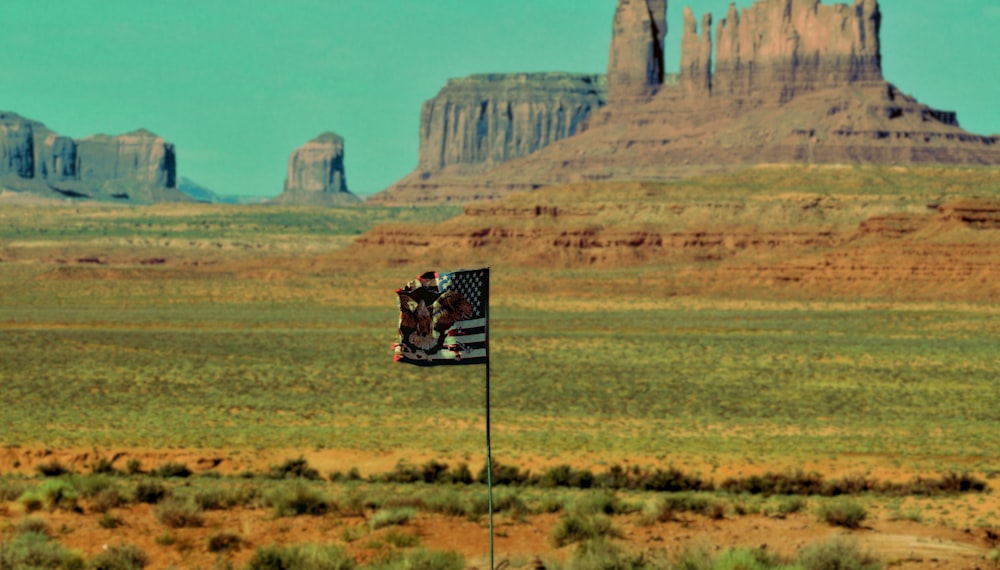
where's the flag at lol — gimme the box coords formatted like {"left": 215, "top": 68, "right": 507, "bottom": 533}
{"left": 393, "top": 268, "right": 489, "bottom": 366}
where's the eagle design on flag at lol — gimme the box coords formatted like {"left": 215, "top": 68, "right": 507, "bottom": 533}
{"left": 393, "top": 269, "right": 489, "bottom": 365}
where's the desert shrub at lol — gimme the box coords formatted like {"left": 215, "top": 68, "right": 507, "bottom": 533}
{"left": 70, "top": 474, "right": 116, "bottom": 500}
{"left": 367, "top": 548, "right": 463, "bottom": 570}
{"left": 247, "top": 543, "right": 356, "bottom": 570}
{"left": 14, "top": 516, "right": 52, "bottom": 536}
{"left": 468, "top": 487, "right": 529, "bottom": 519}
{"left": 797, "top": 537, "right": 880, "bottom": 570}
{"left": 905, "top": 472, "right": 989, "bottom": 495}
{"left": 267, "top": 457, "right": 321, "bottom": 481}
{"left": 371, "top": 507, "right": 416, "bottom": 530}
{"left": 125, "top": 459, "right": 143, "bottom": 475}
{"left": 573, "top": 491, "right": 641, "bottom": 516}
{"left": 552, "top": 513, "right": 620, "bottom": 547}
{"left": 711, "top": 548, "right": 796, "bottom": 570}
{"left": 133, "top": 480, "right": 169, "bottom": 504}
{"left": 0, "top": 531, "right": 85, "bottom": 569}
{"left": 194, "top": 484, "right": 260, "bottom": 510}
{"left": 207, "top": 532, "right": 244, "bottom": 553}
{"left": 330, "top": 467, "right": 364, "bottom": 483}
{"left": 35, "top": 460, "right": 72, "bottom": 477}
{"left": 640, "top": 493, "right": 726, "bottom": 524}
{"left": 98, "top": 512, "right": 125, "bottom": 529}
{"left": 540, "top": 465, "right": 596, "bottom": 489}
{"left": 265, "top": 481, "right": 331, "bottom": 517}
{"left": 720, "top": 470, "right": 826, "bottom": 496}
{"left": 636, "top": 467, "right": 712, "bottom": 493}
{"left": 151, "top": 462, "right": 191, "bottom": 478}
{"left": 384, "top": 530, "right": 421, "bottom": 548}
{"left": 669, "top": 541, "right": 714, "bottom": 570}
{"left": 154, "top": 497, "right": 204, "bottom": 528}
{"left": 447, "top": 463, "right": 474, "bottom": 485}
{"left": 91, "top": 487, "right": 128, "bottom": 513}
{"left": 567, "top": 538, "right": 650, "bottom": 570}
{"left": 422, "top": 489, "right": 471, "bottom": 518}
{"left": 90, "top": 457, "right": 120, "bottom": 475}
{"left": 20, "top": 479, "right": 81, "bottom": 512}
{"left": 477, "top": 461, "right": 531, "bottom": 486}
{"left": 0, "top": 479, "right": 29, "bottom": 501}
{"left": 87, "top": 543, "right": 149, "bottom": 570}
{"left": 768, "top": 496, "right": 808, "bottom": 518}
{"left": 823, "top": 474, "right": 878, "bottom": 497}
{"left": 815, "top": 498, "right": 868, "bottom": 529}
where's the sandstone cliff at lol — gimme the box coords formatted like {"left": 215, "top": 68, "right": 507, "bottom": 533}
{"left": 270, "top": 132, "right": 360, "bottom": 206}
{"left": 369, "top": 73, "right": 607, "bottom": 204}
{"left": 371, "top": 0, "right": 1000, "bottom": 205}
{"left": 607, "top": 0, "right": 667, "bottom": 102}
{"left": 0, "top": 112, "right": 186, "bottom": 203}
{"left": 711, "top": 0, "right": 882, "bottom": 100}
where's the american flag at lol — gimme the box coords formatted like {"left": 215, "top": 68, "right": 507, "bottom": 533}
{"left": 393, "top": 268, "right": 489, "bottom": 366}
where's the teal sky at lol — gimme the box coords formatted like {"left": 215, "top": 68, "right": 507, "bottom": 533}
{"left": 5, "top": 0, "right": 998, "bottom": 198}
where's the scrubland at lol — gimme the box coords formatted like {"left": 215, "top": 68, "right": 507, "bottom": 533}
{"left": 1, "top": 166, "right": 998, "bottom": 568}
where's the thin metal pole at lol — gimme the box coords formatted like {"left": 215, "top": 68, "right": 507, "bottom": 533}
{"left": 484, "top": 268, "right": 494, "bottom": 570}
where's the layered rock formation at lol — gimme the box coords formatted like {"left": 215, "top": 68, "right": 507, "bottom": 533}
{"left": 0, "top": 112, "right": 186, "bottom": 203}
{"left": 710, "top": 0, "right": 882, "bottom": 100}
{"left": 372, "top": 0, "right": 1000, "bottom": 205}
{"left": 370, "top": 73, "right": 607, "bottom": 204}
{"left": 607, "top": 0, "right": 667, "bottom": 102}
{"left": 271, "top": 132, "right": 360, "bottom": 206}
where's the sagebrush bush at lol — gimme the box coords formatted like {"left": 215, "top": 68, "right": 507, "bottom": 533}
{"left": 13, "top": 516, "right": 51, "bottom": 536}
{"left": 90, "top": 457, "right": 120, "bottom": 475}
{"left": 88, "top": 543, "right": 149, "bottom": 570}
{"left": 151, "top": 462, "right": 191, "bottom": 478}
{"left": 194, "top": 483, "right": 260, "bottom": 510}
{"left": 265, "top": 481, "right": 331, "bottom": 517}
{"left": 247, "top": 543, "right": 356, "bottom": 570}
{"left": 0, "top": 531, "right": 85, "bottom": 569}
{"left": 0, "top": 480, "right": 28, "bottom": 502}
{"left": 367, "top": 548, "right": 463, "bottom": 570}
{"left": 567, "top": 538, "right": 650, "bottom": 570}
{"left": 154, "top": 497, "right": 204, "bottom": 528}
{"left": 133, "top": 480, "right": 169, "bottom": 504}
{"left": 797, "top": 537, "right": 880, "bottom": 570}
{"left": 640, "top": 493, "right": 726, "bottom": 524}
{"left": 816, "top": 498, "right": 868, "bottom": 529}
{"left": 35, "top": 460, "right": 71, "bottom": 477}
{"left": 20, "top": 479, "right": 80, "bottom": 512}
{"left": 267, "top": 457, "right": 322, "bottom": 481}
{"left": 99, "top": 512, "right": 125, "bottom": 529}
{"left": 207, "top": 532, "right": 244, "bottom": 553}
{"left": 370, "top": 507, "right": 416, "bottom": 530}
{"left": 552, "top": 513, "right": 620, "bottom": 547}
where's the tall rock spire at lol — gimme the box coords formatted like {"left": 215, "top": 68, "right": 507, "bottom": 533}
{"left": 607, "top": 0, "right": 667, "bottom": 103}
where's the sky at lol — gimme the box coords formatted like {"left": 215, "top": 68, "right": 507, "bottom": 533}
{"left": 4, "top": 0, "right": 998, "bottom": 199}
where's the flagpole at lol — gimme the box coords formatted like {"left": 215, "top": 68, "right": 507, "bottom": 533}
{"left": 483, "top": 268, "right": 494, "bottom": 570}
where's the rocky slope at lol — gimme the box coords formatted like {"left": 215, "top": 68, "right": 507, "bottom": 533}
{"left": 371, "top": 0, "right": 1000, "bottom": 204}
{"left": 270, "top": 132, "right": 360, "bottom": 206}
{"left": 348, "top": 165, "right": 1000, "bottom": 301}
{"left": 0, "top": 112, "right": 186, "bottom": 203}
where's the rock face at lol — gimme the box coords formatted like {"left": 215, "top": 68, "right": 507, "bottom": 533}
{"left": 416, "top": 73, "right": 607, "bottom": 172}
{"left": 680, "top": 8, "right": 712, "bottom": 97}
{"left": 369, "top": 73, "right": 607, "bottom": 204}
{"left": 271, "top": 132, "right": 360, "bottom": 206}
{"left": 711, "top": 0, "right": 882, "bottom": 100}
{"left": 371, "top": 0, "right": 1000, "bottom": 204}
{"left": 0, "top": 112, "right": 185, "bottom": 202}
{"left": 607, "top": 0, "right": 668, "bottom": 102}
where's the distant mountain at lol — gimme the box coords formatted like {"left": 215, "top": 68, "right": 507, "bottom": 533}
{"left": 178, "top": 177, "right": 268, "bottom": 205}
{"left": 0, "top": 111, "right": 188, "bottom": 203}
